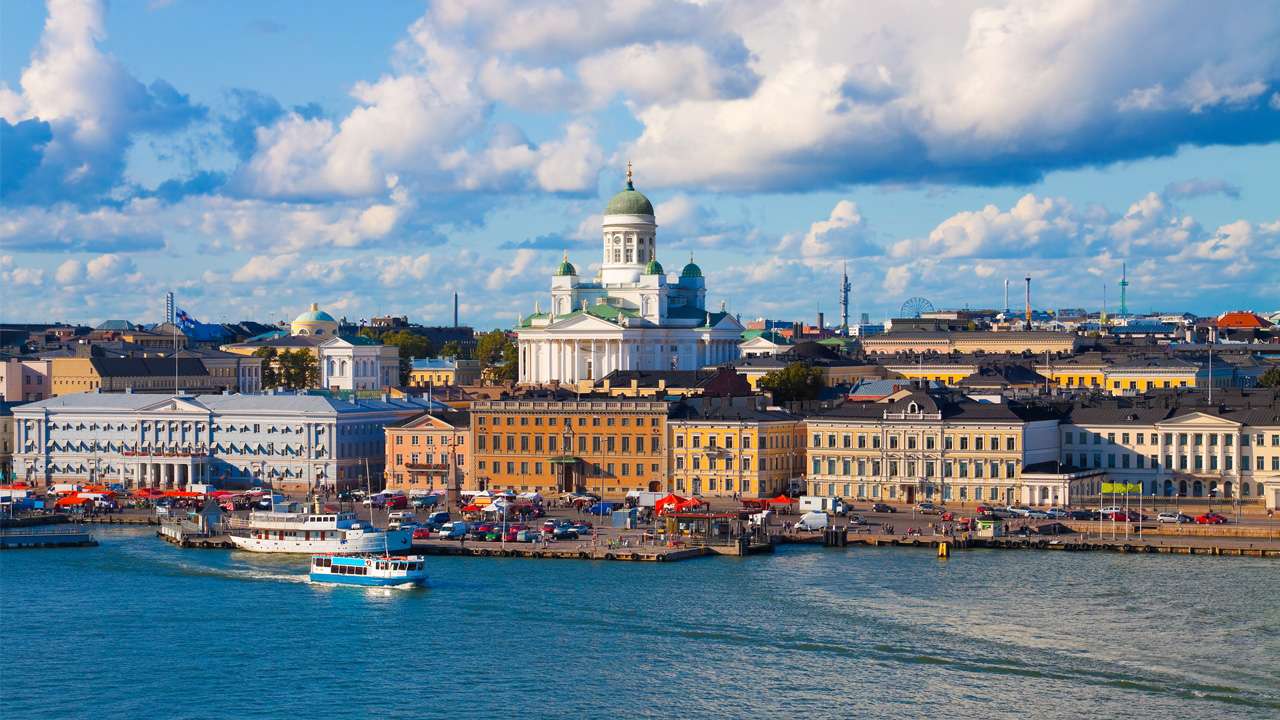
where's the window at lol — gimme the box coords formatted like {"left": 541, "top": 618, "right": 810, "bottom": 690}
{"left": 743, "top": 436, "right": 751, "bottom": 449}
{"left": 812, "top": 433, "right": 821, "bottom": 447}
{"left": 1121, "top": 433, "right": 1129, "bottom": 444}
{"left": 907, "top": 436, "right": 917, "bottom": 450}
{"left": 1006, "top": 436, "right": 1016, "bottom": 451}
{"left": 812, "top": 458, "right": 821, "bottom": 475}
{"left": 1122, "top": 454, "right": 1130, "bottom": 468}
{"left": 1065, "top": 431, "right": 1074, "bottom": 445}
{"left": 926, "top": 436, "right": 936, "bottom": 450}
{"left": 974, "top": 436, "right": 984, "bottom": 451}
{"left": 872, "top": 435, "right": 881, "bottom": 449}
{"left": 944, "top": 436, "right": 954, "bottom": 450}
{"left": 959, "top": 436, "right": 969, "bottom": 451}
{"left": 676, "top": 436, "right": 685, "bottom": 448}
{"left": 889, "top": 435, "right": 899, "bottom": 450}
{"left": 842, "top": 434, "right": 852, "bottom": 449}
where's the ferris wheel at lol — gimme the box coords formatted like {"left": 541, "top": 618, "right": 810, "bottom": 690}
{"left": 900, "top": 297, "right": 934, "bottom": 318}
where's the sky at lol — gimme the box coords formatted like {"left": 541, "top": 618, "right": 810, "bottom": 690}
{"left": 1, "top": 0, "right": 1278, "bottom": 330}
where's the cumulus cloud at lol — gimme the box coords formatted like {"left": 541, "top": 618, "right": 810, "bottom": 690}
{"left": 778, "top": 200, "right": 878, "bottom": 261}
{"left": 891, "top": 194, "right": 1080, "bottom": 259}
{"left": 0, "top": 0, "right": 205, "bottom": 204}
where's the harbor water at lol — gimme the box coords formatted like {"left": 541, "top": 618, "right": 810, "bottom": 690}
{"left": 2, "top": 526, "right": 1277, "bottom": 719}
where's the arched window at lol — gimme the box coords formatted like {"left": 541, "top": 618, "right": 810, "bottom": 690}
{"left": 340, "top": 360, "right": 348, "bottom": 376}
{"left": 908, "top": 402, "right": 919, "bottom": 413}
{"left": 297, "top": 329, "right": 308, "bottom": 335}
{"left": 315, "top": 329, "right": 325, "bottom": 335}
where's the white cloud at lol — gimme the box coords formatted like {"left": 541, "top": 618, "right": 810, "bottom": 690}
{"left": 55, "top": 258, "right": 86, "bottom": 285}
{"left": 891, "top": 194, "right": 1079, "bottom": 259}
{"left": 0, "top": 256, "right": 45, "bottom": 285}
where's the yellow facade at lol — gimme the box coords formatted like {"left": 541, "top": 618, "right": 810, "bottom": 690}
{"left": 882, "top": 364, "right": 975, "bottom": 386}
{"left": 469, "top": 399, "right": 668, "bottom": 497}
{"left": 668, "top": 416, "right": 803, "bottom": 498}
{"left": 1034, "top": 363, "right": 1107, "bottom": 390}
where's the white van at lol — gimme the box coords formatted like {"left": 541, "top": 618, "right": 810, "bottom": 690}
{"left": 798, "top": 496, "right": 847, "bottom": 515}
{"left": 794, "top": 511, "right": 829, "bottom": 532}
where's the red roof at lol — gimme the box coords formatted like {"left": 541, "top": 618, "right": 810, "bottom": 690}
{"left": 1216, "top": 311, "right": 1272, "bottom": 329}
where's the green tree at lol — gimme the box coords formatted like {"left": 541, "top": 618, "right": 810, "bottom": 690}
{"left": 440, "top": 340, "right": 462, "bottom": 358}
{"left": 379, "top": 330, "right": 434, "bottom": 359}
{"left": 253, "top": 346, "right": 280, "bottom": 389}
{"left": 475, "top": 330, "right": 517, "bottom": 383}
{"left": 277, "top": 349, "right": 320, "bottom": 390}
{"left": 358, "top": 327, "right": 379, "bottom": 340}
{"left": 1259, "top": 366, "right": 1280, "bottom": 389}
{"left": 759, "top": 360, "right": 825, "bottom": 404}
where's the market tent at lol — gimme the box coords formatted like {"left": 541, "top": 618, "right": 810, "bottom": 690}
{"left": 674, "top": 498, "right": 707, "bottom": 511}
{"left": 208, "top": 491, "right": 241, "bottom": 498}
{"left": 55, "top": 495, "right": 93, "bottom": 507}
{"left": 767, "top": 495, "right": 797, "bottom": 504}
{"left": 164, "top": 490, "right": 204, "bottom": 498}
{"left": 654, "top": 493, "right": 687, "bottom": 515}
{"left": 460, "top": 503, "right": 482, "bottom": 512}
{"left": 517, "top": 492, "right": 543, "bottom": 502}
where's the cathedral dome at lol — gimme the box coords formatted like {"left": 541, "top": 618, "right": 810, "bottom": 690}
{"left": 681, "top": 254, "right": 702, "bottom": 278}
{"left": 605, "top": 180, "right": 654, "bottom": 216}
{"left": 643, "top": 259, "right": 664, "bottom": 275}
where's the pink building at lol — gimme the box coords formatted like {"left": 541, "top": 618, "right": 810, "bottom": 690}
{"left": 0, "top": 359, "right": 51, "bottom": 402}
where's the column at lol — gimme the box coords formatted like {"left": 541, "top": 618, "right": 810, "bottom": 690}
{"left": 590, "top": 340, "right": 597, "bottom": 380}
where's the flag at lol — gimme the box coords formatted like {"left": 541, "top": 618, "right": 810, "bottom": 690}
{"left": 1102, "top": 481, "right": 1143, "bottom": 493}
{"left": 174, "top": 308, "right": 196, "bottom": 329}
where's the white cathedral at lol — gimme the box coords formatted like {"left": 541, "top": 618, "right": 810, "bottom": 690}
{"left": 516, "top": 171, "right": 744, "bottom": 384}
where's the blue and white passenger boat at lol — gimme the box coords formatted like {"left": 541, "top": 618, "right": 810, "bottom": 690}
{"left": 309, "top": 553, "right": 428, "bottom": 587}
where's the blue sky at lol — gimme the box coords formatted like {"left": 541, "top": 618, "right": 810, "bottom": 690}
{"left": 2, "top": 0, "right": 1277, "bottom": 330}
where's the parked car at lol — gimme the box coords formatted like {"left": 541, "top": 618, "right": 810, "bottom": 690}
{"left": 1025, "top": 509, "right": 1050, "bottom": 519}
{"left": 571, "top": 523, "right": 594, "bottom": 536}
{"left": 1195, "top": 512, "right": 1228, "bottom": 524}
{"left": 870, "top": 503, "right": 895, "bottom": 513}
{"left": 1067, "top": 510, "right": 1094, "bottom": 521}
{"left": 412, "top": 527, "right": 432, "bottom": 539}
{"left": 940, "top": 511, "right": 955, "bottom": 522}
{"left": 914, "top": 502, "right": 941, "bottom": 514}
{"left": 975, "top": 505, "right": 996, "bottom": 516}
{"left": 1107, "top": 510, "right": 1141, "bottom": 522}
{"left": 1157, "top": 512, "right": 1193, "bottom": 524}
{"left": 1006, "top": 505, "right": 1032, "bottom": 517}
{"left": 1044, "top": 508, "right": 1070, "bottom": 519}
{"left": 516, "top": 530, "right": 541, "bottom": 543}
{"left": 1099, "top": 505, "right": 1124, "bottom": 515}
{"left": 846, "top": 514, "right": 867, "bottom": 525}
{"left": 552, "top": 528, "right": 579, "bottom": 540}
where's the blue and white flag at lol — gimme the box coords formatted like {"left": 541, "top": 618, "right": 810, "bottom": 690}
{"left": 174, "top": 308, "right": 196, "bottom": 329}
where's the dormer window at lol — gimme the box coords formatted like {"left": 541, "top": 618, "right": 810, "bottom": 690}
{"left": 908, "top": 402, "right": 919, "bottom": 414}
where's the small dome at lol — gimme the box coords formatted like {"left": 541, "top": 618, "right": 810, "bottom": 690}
{"left": 294, "top": 303, "right": 336, "bottom": 324}
{"left": 555, "top": 252, "right": 578, "bottom": 276}
{"left": 643, "top": 259, "right": 664, "bottom": 275}
{"left": 605, "top": 176, "right": 654, "bottom": 216}
{"left": 681, "top": 253, "right": 702, "bottom": 278}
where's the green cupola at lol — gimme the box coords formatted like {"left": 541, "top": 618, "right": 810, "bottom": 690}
{"left": 555, "top": 251, "right": 578, "bottom": 276}
{"left": 643, "top": 258, "right": 664, "bottom": 275}
{"left": 604, "top": 164, "right": 654, "bottom": 216}
{"left": 681, "top": 252, "right": 702, "bottom": 278}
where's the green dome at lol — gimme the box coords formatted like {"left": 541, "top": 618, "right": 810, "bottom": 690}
{"left": 643, "top": 259, "right": 664, "bottom": 275}
{"left": 294, "top": 305, "right": 336, "bottom": 323}
{"left": 555, "top": 253, "right": 578, "bottom": 276}
{"left": 681, "top": 256, "right": 702, "bottom": 278}
{"left": 605, "top": 180, "right": 654, "bottom": 216}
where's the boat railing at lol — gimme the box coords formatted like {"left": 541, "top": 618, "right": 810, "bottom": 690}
{"left": 0, "top": 524, "right": 88, "bottom": 537}
{"left": 224, "top": 515, "right": 313, "bottom": 528}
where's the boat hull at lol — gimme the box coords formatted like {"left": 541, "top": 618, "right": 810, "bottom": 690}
{"left": 227, "top": 531, "right": 411, "bottom": 554}
{"left": 309, "top": 573, "right": 427, "bottom": 587}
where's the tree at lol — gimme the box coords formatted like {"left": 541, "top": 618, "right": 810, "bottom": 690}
{"left": 253, "top": 346, "right": 280, "bottom": 389}
{"left": 1259, "top": 366, "right": 1280, "bottom": 389}
{"left": 380, "top": 330, "right": 434, "bottom": 359}
{"left": 277, "top": 349, "right": 320, "bottom": 390}
{"left": 759, "top": 360, "right": 825, "bottom": 404}
{"left": 475, "top": 330, "right": 517, "bottom": 383}
{"left": 440, "top": 340, "right": 462, "bottom": 358}
{"left": 358, "top": 327, "right": 379, "bottom": 340}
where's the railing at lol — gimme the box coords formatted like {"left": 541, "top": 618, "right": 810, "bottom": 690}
{"left": 0, "top": 524, "right": 87, "bottom": 537}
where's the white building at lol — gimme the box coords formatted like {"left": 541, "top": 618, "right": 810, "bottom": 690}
{"left": 12, "top": 392, "right": 445, "bottom": 494}
{"left": 516, "top": 173, "right": 744, "bottom": 384}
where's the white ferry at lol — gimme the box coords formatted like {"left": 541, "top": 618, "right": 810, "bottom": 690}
{"left": 309, "top": 554, "right": 427, "bottom": 587}
{"left": 225, "top": 501, "right": 410, "bottom": 554}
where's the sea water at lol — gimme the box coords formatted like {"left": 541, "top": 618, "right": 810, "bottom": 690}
{"left": 1, "top": 527, "right": 1277, "bottom": 719}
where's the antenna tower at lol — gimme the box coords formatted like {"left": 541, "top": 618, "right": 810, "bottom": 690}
{"left": 839, "top": 263, "right": 851, "bottom": 332}
{"left": 1118, "top": 263, "right": 1129, "bottom": 315}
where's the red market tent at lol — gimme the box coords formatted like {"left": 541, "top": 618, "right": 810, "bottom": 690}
{"left": 674, "top": 498, "right": 707, "bottom": 511}
{"left": 767, "top": 495, "right": 796, "bottom": 504}
{"left": 55, "top": 495, "right": 93, "bottom": 508}
{"left": 131, "top": 488, "right": 166, "bottom": 498}
{"left": 654, "top": 493, "right": 687, "bottom": 515}
{"left": 164, "top": 490, "right": 205, "bottom": 498}
{"left": 460, "top": 503, "right": 482, "bottom": 512}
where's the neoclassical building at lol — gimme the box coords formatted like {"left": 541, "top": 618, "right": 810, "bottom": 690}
{"left": 516, "top": 173, "right": 744, "bottom": 384}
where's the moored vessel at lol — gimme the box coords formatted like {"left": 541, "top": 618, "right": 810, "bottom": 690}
{"left": 225, "top": 499, "right": 410, "bottom": 554}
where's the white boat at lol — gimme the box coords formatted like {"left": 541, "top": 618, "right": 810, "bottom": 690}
{"left": 225, "top": 501, "right": 410, "bottom": 554}
{"left": 309, "top": 553, "right": 427, "bottom": 587}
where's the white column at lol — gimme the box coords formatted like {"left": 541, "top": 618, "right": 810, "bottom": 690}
{"left": 590, "top": 340, "right": 597, "bottom": 380}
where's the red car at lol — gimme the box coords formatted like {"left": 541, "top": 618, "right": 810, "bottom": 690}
{"left": 1195, "top": 512, "right": 1228, "bottom": 524}
{"left": 412, "top": 527, "right": 432, "bottom": 539}
{"left": 1107, "top": 511, "right": 1142, "bottom": 522}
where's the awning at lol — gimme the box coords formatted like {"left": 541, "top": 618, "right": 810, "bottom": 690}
{"left": 548, "top": 455, "right": 582, "bottom": 464}
{"left": 767, "top": 494, "right": 797, "bottom": 504}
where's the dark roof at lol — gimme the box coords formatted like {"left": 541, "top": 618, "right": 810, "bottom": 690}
{"left": 1060, "top": 389, "right": 1280, "bottom": 426}
{"left": 601, "top": 369, "right": 722, "bottom": 388}
{"left": 90, "top": 358, "right": 208, "bottom": 378}
{"left": 957, "top": 365, "right": 1049, "bottom": 388}
{"left": 817, "top": 391, "right": 1059, "bottom": 423}
{"left": 387, "top": 409, "right": 471, "bottom": 429}
{"left": 667, "top": 402, "right": 801, "bottom": 423}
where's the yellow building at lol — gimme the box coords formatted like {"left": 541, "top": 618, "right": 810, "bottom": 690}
{"left": 804, "top": 390, "right": 1061, "bottom": 506}
{"left": 469, "top": 398, "right": 668, "bottom": 497}
{"left": 880, "top": 360, "right": 977, "bottom": 386}
{"left": 408, "top": 358, "right": 482, "bottom": 387}
{"left": 667, "top": 402, "right": 804, "bottom": 498}
{"left": 864, "top": 330, "right": 1079, "bottom": 355}
{"left": 1034, "top": 354, "right": 1108, "bottom": 390}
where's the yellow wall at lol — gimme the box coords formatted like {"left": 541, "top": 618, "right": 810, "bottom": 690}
{"left": 668, "top": 421, "right": 801, "bottom": 498}
{"left": 49, "top": 358, "right": 100, "bottom": 396}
